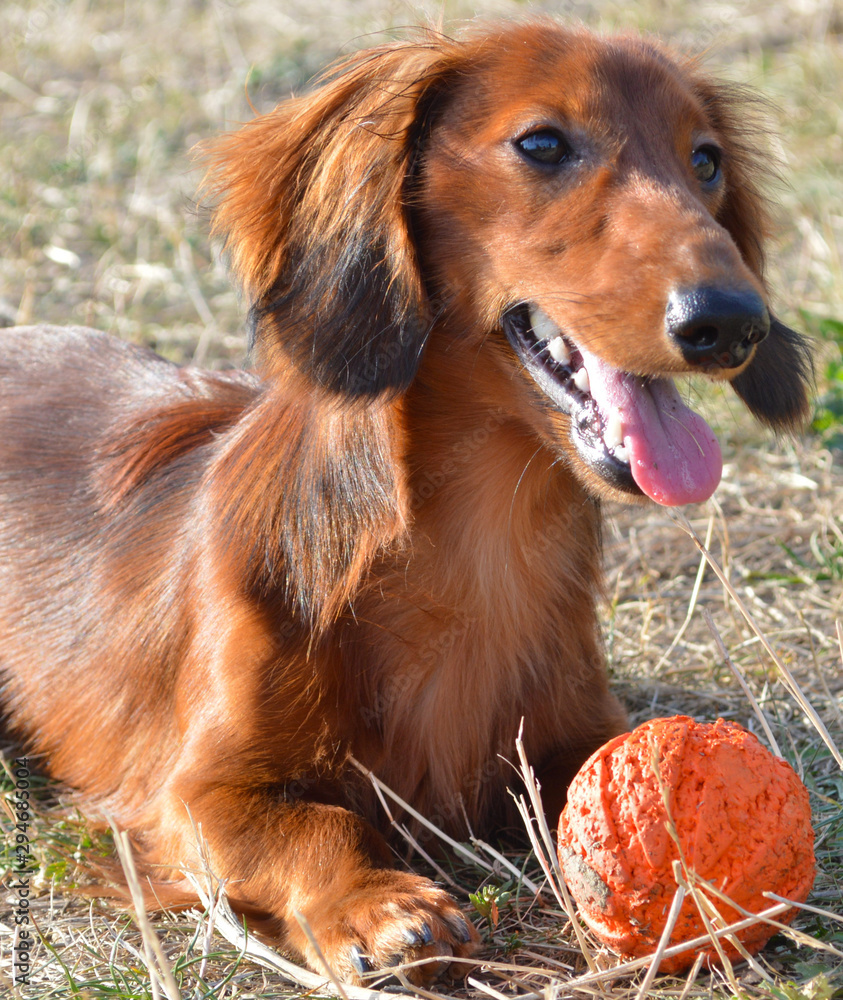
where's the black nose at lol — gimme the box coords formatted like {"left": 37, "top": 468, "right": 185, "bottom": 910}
{"left": 666, "top": 286, "right": 770, "bottom": 369}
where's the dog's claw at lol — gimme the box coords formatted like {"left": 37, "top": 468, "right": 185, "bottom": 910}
{"left": 349, "top": 945, "right": 373, "bottom": 976}
{"left": 401, "top": 925, "right": 422, "bottom": 946}
{"left": 311, "top": 875, "right": 478, "bottom": 985}
{"left": 401, "top": 916, "right": 452, "bottom": 949}
{"left": 447, "top": 915, "right": 473, "bottom": 943}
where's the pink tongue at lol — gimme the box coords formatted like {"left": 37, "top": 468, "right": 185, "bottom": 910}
{"left": 581, "top": 349, "right": 722, "bottom": 506}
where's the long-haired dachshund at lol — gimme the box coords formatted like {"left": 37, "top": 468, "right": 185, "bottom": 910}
{"left": 0, "top": 18, "right": 811, "bottom": 984}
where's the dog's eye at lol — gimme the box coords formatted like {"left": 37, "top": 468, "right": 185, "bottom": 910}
{"left": 691, "top": 145, "right": 720, "bottom": 184}
{"left": 516, "top": 129, "right": 572, "bottom": 166}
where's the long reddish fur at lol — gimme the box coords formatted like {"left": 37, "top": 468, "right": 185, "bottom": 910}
{"left": 0, "top": 18, "right": 811, "bottom": 985}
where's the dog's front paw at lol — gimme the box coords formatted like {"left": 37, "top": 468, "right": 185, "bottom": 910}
{"left": 302, "top": 870, "right": 479, "bottom": 985}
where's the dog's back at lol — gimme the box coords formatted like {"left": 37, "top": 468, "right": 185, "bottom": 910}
{"left": 0, "top": 326, "right": 257, "bottom": 801}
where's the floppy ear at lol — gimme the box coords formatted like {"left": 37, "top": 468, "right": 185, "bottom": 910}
{"left": 200, "top": 40, "right": 454, "bottom": 396}
{"left": 689, "top": 73, "right": 814, "bottom": 429}
{"left": 731, "top": 316, "right": 814, "bottom": 429}
{"left": 205, "top": 380, "right": 411, "bottom": 631}
{"left": 199, "top": 37, "right": 462, "bottom": 626}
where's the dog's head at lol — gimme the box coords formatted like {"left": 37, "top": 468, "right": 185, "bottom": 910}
{"left": 203, "top": 20, "right": 812, "bottom": 614}
{"left": 411, "top": 23, "right": 813, "bottom": 506}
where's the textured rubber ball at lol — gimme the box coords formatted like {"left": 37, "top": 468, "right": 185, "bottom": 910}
{"left": 558, "top": 716, "right": 815, "bottom": 972}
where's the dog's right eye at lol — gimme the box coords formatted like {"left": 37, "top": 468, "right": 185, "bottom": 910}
{"left": 516, "top": 129, "right": 572, "bottom": 166}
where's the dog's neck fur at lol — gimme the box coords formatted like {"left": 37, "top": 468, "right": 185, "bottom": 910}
{"left": 192, "top": 326, "right": 616, "bottom": 833}
{"left": 342, "top": 329, "right": 611, "bottom": 830}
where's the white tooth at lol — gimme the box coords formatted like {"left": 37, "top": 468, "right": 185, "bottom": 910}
{"left": 604, "top": 410, "right": 624, "bottom": 450}
{"left": 528, "top": 305, "right": 561, "bottom": 343}
{"left": 614, "top": 444, "right": 630, "bottom": 464}
{"left": 573, "top": 367, "right": 590, "bottom": 394}
{"left": 548, "top": 336, "right": 571, "bottom": 365}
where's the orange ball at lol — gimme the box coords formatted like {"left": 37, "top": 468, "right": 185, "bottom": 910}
{"left": 558, "top": 716, "right": 815, "bottom": 972}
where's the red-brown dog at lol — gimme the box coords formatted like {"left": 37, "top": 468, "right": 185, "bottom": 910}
{"left": 0, "top": 18, "right": 811, "bottom": 984}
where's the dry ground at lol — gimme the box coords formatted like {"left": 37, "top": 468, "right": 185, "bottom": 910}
{"left": 1, "top": 0, "right": 842, "bottom": 997}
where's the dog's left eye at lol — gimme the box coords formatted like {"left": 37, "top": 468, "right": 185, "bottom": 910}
{"left": 691, "top": 145, "right": 720, "bottom": 184}
{"left": 516, "top": 129, "right": 572, "bottom": 166}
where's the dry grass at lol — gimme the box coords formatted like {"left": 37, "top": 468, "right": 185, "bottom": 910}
{"left": 1, "top": 0, "right": 842, "bottom": 997}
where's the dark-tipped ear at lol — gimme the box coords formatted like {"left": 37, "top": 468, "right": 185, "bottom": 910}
{"left": 200, "top": 40, "right": 455, "bottom": 396}
{"left": 207, "top": 381, "right": 409, "bottom": 631}
{"left": 732, "top": 317, "right": 814, "bottom": 429}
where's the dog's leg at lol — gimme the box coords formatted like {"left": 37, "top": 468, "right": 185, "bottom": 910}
{"left": 145, "top": 786, "right": 478, "bottom": 985}
{"left": 533, "top": 691, "right": 628, "bottom": 822}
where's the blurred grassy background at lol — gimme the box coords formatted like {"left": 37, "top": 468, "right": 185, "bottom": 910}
{"left": 0, "top": 0, "right": 841, "bottom": 369}
{"left": 1, "top": 1, "right": 842, "bottom": 998}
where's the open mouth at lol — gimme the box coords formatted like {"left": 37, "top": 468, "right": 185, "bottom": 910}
{"left": 502, "top": 304, "right": 723, "bottom": 506}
